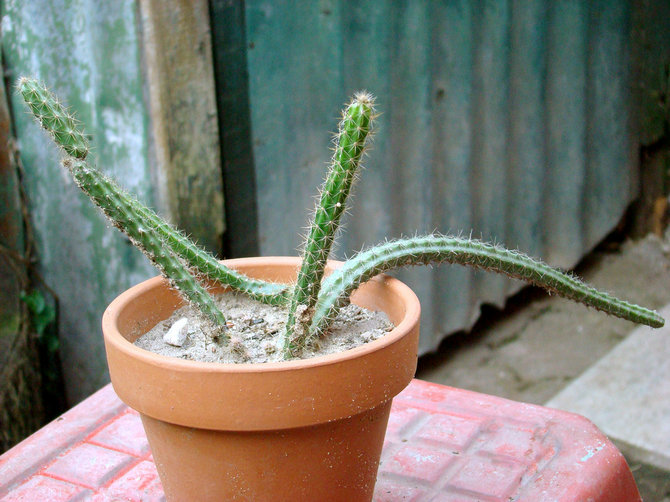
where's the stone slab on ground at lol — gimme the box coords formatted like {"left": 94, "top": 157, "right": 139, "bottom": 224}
{"left": 545, "top": 303, "right": 670, "bottom": 502}
{"left": 546, "top": 303, "right": 670, "bottom": 472}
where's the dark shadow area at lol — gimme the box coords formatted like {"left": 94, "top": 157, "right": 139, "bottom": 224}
{"left": 209, "top": 0, "right": 260, "bottom": 258}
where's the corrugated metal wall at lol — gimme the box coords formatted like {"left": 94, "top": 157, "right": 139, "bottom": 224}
{"left": 243, "top": 0, "right": 637, "bottom": 354}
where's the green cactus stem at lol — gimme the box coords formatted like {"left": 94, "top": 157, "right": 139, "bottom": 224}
{"left": 64, "top": 158, "right": 228, "bottom": 336}
{"left": 19, "top": 77, "right": 288, "bottom": 305}
{"left": 18, "top": 77, "right": 90, "bottom": 160}
{"left": 283, "top": 92, "right": 375, "bottom": 357}
{"left": 131, "top": 202, "right": 289, "bottom": 305}
{"left": 310, "top": 236, "right": 665, "bottom": 337}
{"left": 19, "top": 77, "right": 289, "bottom": 339}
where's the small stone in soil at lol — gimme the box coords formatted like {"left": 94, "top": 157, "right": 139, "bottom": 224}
{"left": 163, "top": 317, "right": 189, "bottom": 347}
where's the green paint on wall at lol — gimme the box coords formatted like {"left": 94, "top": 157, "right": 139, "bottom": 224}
{"left": 2, "top": 0, "right": 155, "bottom": 404}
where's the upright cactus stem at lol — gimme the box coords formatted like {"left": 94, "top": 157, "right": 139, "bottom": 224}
{"left": 20, "top": 78, "right": 664, "bottom": 360}
{"left": 283, "top": 93, "right": 375, "bottom": 357}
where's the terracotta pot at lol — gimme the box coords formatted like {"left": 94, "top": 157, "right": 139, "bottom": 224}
{"left": 102, "top": 257, "right": 420, "bottom": 502}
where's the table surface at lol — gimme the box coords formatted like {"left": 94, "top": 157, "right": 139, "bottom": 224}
{"left": 0, "top": 379, "right": 640, "bottom": 501}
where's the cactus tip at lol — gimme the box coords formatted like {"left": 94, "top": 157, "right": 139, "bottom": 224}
{"left": 353, "top": 91, "right": 375, "bottom": 106}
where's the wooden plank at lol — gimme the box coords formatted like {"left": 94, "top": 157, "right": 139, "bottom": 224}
{"left": 383, "top": 2, "right": 436, "bottom": 346}
{"left": 0, "top": 54, "right": 24, "bottom": 322}
{"left": 138, "top": 0, "right": 224, "bottom": 254}
{"left": 629, "top": 0, "right": 670, "bottom": 237}
{"left": 544, "top": 0, "right": 588, "bottom": 267}
{"left": 2, "top": 0, "right": 155, "bottom": 404}
{"left": 429, "top": 0, "right": 476, "bottom": 336}
{"left": 507, "top": 0, "right": 547, "bottom": 260}
{"left": 632, "top": 0, "right": 670, "bottom": 146}
{"left": 584, "top": 0, "right": 637, "bottom": 248}
{"left": 245, "top": 1, "right": 345, "bottom": 256}
{"left": 470, "top": 0, "right": 511, "bottom": 307}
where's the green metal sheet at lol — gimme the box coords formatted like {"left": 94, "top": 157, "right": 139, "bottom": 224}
{"left": 243, "top": 0, "right": 639, "bottom": 354}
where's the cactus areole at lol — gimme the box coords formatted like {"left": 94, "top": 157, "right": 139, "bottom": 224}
{"left": 20, "top": 77, "right": 664, "bottom": 500}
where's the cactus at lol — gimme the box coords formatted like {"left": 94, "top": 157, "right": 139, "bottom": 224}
{"left": 19, "top": 77, "right": 664, "bottom": 361}
{"left": 283, "top": 93, "right": 374, "bottom": 355}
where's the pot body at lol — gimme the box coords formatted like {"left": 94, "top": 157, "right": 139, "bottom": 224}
{"left": 102, "top": 257, "right": 420, "bottom": 501}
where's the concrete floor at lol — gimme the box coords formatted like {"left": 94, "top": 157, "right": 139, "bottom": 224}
{"left": 416, "top": 231, "right": 670, "bottom": 501}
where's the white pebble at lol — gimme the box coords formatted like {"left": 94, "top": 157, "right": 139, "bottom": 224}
{"left": 163, "top": 317, "right": 189, "bottom": 347}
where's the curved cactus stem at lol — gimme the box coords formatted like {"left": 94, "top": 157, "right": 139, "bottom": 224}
{"left": 310, "top": 236, "right": 665, "bottom": 337}
{"left": 74, "top": 157, "right": 288, "bottom": 306}
{"left": 20, "top": 77, "right": 288, "bottom": 312}
{"left": 283, "top": 92, "right": 375, "bottom": 358}
{"left": 65, "top": 158, "right": 228, "bottom": 339}
{"left": 132, "top": 203, "right": 290, "bottom": 305}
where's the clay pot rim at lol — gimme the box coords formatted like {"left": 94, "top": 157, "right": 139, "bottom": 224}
{"left": 103, "top": 256, "right": 421, "bottom": 373}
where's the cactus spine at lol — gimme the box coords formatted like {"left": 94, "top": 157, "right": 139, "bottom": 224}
{"left": 20, "top": 78, "right": 664, "bottom": 360}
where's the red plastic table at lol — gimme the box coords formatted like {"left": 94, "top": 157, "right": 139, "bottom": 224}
{"left": 0, "top": 379, "right": 640, "bottom": 501}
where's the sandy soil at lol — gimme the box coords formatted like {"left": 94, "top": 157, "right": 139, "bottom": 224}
{"left": 134, "top": 291, "right": 394, "bottom": 364}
